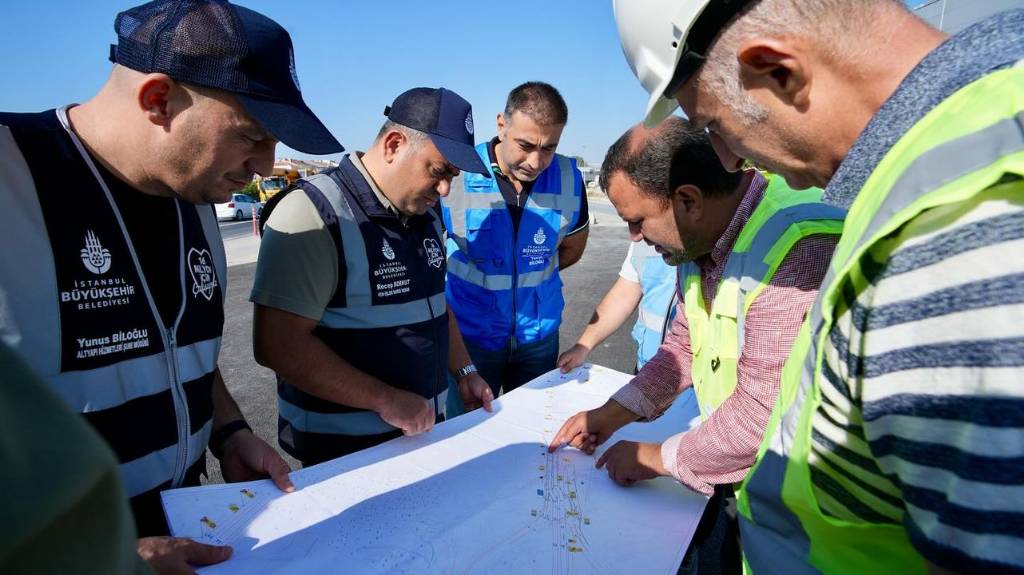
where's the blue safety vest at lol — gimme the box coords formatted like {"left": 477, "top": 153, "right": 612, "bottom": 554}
{"left": 441, "top": 143, "right": 583, "bottom": 350}
{"left": 275, "top": 157, "right": 449, "bottom": 463}
{"left": 627, "top": 242, "right": 679, "bottom": 369}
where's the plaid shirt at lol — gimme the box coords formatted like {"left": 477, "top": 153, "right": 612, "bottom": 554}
{"left": 611, "top": 172, "right": 838, "bottom": 495}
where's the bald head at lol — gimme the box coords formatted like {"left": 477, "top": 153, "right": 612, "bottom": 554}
{"left": 599, "top": 117, "right": 742, "bottom": 202}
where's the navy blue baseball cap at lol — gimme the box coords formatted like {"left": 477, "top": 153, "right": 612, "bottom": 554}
{"left": 384, "top": 88, "right": 490, "bottom": 176}
{"left": 109, "top": 0, "right": 343, "bottom": 155}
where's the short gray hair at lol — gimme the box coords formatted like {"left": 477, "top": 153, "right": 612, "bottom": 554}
{"left": 698, "top": 0, "right": 904, "bottom": 124}
{"left": 374, "top": 119, "right": 428, "bottom": 150}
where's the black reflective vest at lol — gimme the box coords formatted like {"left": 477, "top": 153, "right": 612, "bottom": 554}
{"left": 275, "top": 157, "right": 449, "bottom": 462}
{"left": 0, "top": 108, "right": 224, "bottom": 532}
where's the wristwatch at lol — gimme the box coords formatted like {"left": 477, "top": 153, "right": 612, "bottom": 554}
{"left": 456, "top": 363, "right": 478, "bottom": 380}
{"left": 209, "top": 419, "right": 252, "bottom": 459}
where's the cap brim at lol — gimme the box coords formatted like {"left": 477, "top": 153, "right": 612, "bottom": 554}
{"left": 429, "top": 134, "right": 491, "bottom": 177}
{"left": 237, "top": 95, "right": 344, "bottom": 155}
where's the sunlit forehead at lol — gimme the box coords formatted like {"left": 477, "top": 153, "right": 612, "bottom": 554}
{"left": 506, "top": 111, "right": 563, "bottom": 149}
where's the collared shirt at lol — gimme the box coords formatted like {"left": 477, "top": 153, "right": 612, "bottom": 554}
{"left": 610, "top": 171, "right": 839, "bottom": 495}
{"left": 486, "top": 137, "right": 589, "bottom": 235}
{"left": 349, "top": 151, "right": 408, "bottom": 225}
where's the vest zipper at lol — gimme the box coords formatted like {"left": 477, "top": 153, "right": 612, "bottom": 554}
{"left": 425, "top": 261, "right": 440, "bottom": 417}
{"left": 510, "top": 209, "right": 520, "bottom": 346}
{"left": 59, "top": 107, "right": 194, "bottom": 489}
{"left": 167, "top": 201, "right": 192, "bottom": 488}
{"left": 164, "top": 327, "right": 189, "bottom": 487}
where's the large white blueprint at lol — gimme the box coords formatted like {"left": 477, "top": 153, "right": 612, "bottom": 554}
{"left": 162, "top": 365, "right": 707, "bottom": 574}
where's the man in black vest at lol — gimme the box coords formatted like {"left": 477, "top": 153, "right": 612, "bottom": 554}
{"left": 252, "top": 87, "right": 495, "bottom": 467}
{"left": 0, "top": 1, "right": 341, "bottom": 572}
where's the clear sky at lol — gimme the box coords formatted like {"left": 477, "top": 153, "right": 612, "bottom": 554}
{"left": 0, "top": 0, "right": 653, "bottom": 166}
{"left": 2, "top": 1, "right": 929, "bottom": 166}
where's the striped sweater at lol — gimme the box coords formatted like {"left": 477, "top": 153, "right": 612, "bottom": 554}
{"left": 811, "top": 188, "right": 1024, "bottom": 572}
{"left": 805, "top": 10, "right": 1024, "bottom": 573}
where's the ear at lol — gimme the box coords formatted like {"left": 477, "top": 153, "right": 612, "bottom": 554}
{"left": 736, "top": 37, "right": 811, "bottom": 110}
{"left": 496, "top": 113, "right": 507, "bottom": 139}
{"left": 671, "top": 183, "right": 704, "bottom": 222}
{"left": 381, "top": 130, "right": 407, "bottom": 164}
{"left": 136, "top": 73, "right": 179, "bottom": 128}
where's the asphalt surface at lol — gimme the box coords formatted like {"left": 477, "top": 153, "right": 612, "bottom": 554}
{"left": 208, "top": 206, "right": 638, "bottom": 483}
{"left": 218, "top": 218, "right": 259, "bottom": 241}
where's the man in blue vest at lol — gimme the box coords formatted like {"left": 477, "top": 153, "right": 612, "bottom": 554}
{"left": 252, "top": 87, "right": 494, "bottom": 468}
{"left": 0, "top": 1, "right": 338, "bottom": 572}
{"left": 442, "top": 82, "right": 590, "bottom": 416}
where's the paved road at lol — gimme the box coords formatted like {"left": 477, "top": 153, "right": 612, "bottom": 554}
{"left": 219, "top": 219, "right": 258, "bottom": 241}
{"left": 210, "top": 206, "right": 640, "bottom": 482}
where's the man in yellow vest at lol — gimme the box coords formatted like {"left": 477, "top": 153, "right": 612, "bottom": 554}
{"left": 615, "top": 0, "right": 1024, "bottom": 573}
{"left": 550, "top": 118, "right": 843, "bottom": 573}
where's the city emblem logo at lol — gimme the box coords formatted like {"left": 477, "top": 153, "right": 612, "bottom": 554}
{"left": 188, "top": 248, "right": 218, "bottom": 301}
{"left": 532, "top": 227, "right": 547, "bottom": 245}
{"left": 381, "top": 238, "right": 396, "bottom": 261}
{"left": 465, "top": 112, "right": 474, "bottom": 135}
{"left": 80, "top": 230, "right": 112, "bottom": 275}
{"left": 423, "top": 238, "right": 444, "bottom": 269}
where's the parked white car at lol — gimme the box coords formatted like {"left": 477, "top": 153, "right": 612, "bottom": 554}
{"left": 216, "top": 193, "right": 262, "bottom": 221}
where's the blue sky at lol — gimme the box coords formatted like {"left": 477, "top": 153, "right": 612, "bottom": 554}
{"left": 2, "top": 1, "right": 928, "bottom": 165}
{"left": 1, "top": 0, "right": 650, "bottom": 166}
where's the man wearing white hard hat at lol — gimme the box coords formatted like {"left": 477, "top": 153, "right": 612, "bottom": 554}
{"left": 614, "top": 0, "right": 1024, "bottom": 573}
{"left": 549, "top": 116, "right": 843, "bottom": 575}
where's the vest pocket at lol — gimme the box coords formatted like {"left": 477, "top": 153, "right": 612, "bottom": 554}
{"left": 522, "top": 273, "right": 564, "bottom": 340}
{"left": 465, "top": 210, "right": 495, "bottom": 263}
{"left": 449, "top": 277, "right": 499, "bottom": 335}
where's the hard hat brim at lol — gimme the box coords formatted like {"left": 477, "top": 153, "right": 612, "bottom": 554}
{"left": 643, "top": 91, "right": 683, "bottom": 128}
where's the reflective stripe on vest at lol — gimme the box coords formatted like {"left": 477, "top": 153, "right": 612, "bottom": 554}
{"left": 122, "top": 420, "right": 213, "bottom": 496}
{"left": 442, "top": 144, "right": 582, "bottom": 348}
{"left": 680, "top": 180, "right": 845, "bottom": 419}
{"left": 0, "top": 108, "right": 224, "bottom": 498}
{"left": 445, "top": 155, "right": 578, "bottom": 291}
{"left": 55, "top": 338, "right": 220, "bottom": 412}
{"left": 738, "top": 66, "right": 1024, "bottom": 574}
{"left": 303, "top": 171, "right": 447, "bottom": 325}
{"left": 276, "top": 165, "right": 449, "bottom": 442}
{"left": 631, "top": 245, "right": 679, "bottom": 369}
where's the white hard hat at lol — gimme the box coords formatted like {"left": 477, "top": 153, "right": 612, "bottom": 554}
{"left": 613, "top": 0, "right": 755, "bottom": 126}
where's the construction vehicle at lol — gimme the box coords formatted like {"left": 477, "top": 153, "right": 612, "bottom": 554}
{"left": 256, "top": 176, "right": 289, "bottom": 202}
{"left": 272, "top": 163, "right": 303, "bottom": 185}
{"left": 255, "top": 163, "right": 305, "bottom": 202}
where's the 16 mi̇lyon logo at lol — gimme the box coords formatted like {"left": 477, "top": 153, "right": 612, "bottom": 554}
{"left": 80, "top": 230, "right": 112, "bottom": 274}
{"left": 188, "top": 248, "right": 218, "bottom": 301}
{"left": 423, "top": 238, "right": 444, "bottom": 269}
